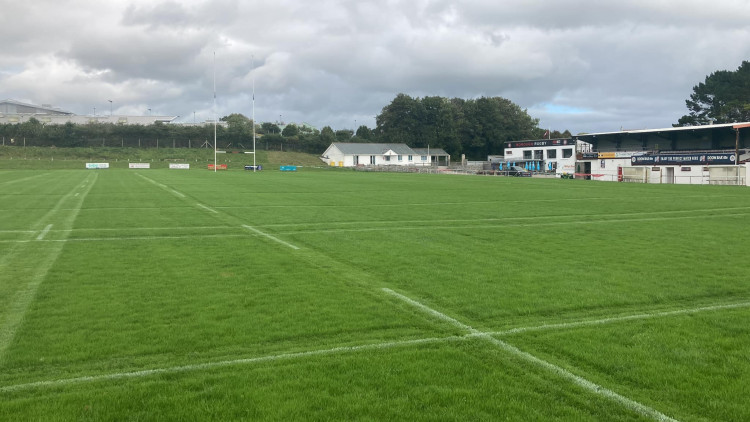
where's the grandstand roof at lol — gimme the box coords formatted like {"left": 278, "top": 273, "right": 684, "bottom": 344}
{"left": 575, "top": 122, "right": 749, "bottom": 153}
{"left": 0, "top": 99, "right": 74, "bottom": 115}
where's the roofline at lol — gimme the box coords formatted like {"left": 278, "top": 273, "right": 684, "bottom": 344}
{"left": 577, "top": 122, "right": 750, "bottom": 137}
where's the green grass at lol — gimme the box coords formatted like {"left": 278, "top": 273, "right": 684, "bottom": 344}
{"left": 1, "top": 168, "right": 749, "bottom": 420}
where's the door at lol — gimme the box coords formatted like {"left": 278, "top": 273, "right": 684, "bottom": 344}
{"left": 664, "top": 167, "right": 675, "bottom": 184}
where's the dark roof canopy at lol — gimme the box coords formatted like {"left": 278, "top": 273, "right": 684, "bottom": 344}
{"left": 575, "top": 122, "right": 749, "bottom": 153}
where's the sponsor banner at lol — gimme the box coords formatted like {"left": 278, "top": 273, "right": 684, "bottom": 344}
{"left": 128, "top": 163, "right": 150, "bottom": 169}
{"left": 244, "top": 165, "right": 262, "bottom": 170}
{"left": 280, "top": 165, "right": 297, "bottom": 171}
{"left": 85, "top": 163, "right": 109, "bottom": 169}
{"left": 506, "top": 139, "right": 573, "bottom": 148}
{"left": 631, "top": 153, "right": 736, "bottom": 166}
{"left": 581, "top": 152, "right": 599, "bottom": 160}
{"left": 208, "top": 164, "right": 227, "bottom": 170}
{"left": 169, "top": 163, "right": 190, "bottom": 169}
{"left": 598, "top": 152, "right": 616, "bottom": 159}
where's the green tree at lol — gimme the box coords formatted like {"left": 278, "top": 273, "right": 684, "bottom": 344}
{"left": 281, "top": 123, "right": 299, "bottom": 137}
{"left": 355, "top": 125, "right": 373, "bottom": 140}
{"left": 320, "top": 126, "right": 336, "bottom": 145}
{"left": 677, "top": 61, "right": 750, "bottom": 126}
{"left": 260, "top": 122, "right": 281, "bottom": 135}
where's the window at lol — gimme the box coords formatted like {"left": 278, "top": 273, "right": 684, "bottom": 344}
{"left": 505, "top": 149, "right": 512, "bottom": 156}
{"left": 421, "top": 156, "right": 427, "bottom": 161}
{"left": 408, "top": 155, "right": 413, "bottom": 161}
{"left": 398, "top": 155, "right": 403, "bottom": 161}
{"left": 370, "top": 156, "right": 376, "bottom": 164}
{"left": 385, "top": 156, "right": 391, "bottom": 162}
{"left": 523, "top": 150, "right": 532, "bottom": 159}
{"left": 547, "top": 149, "right": 557, "bottom": 159}
{"left": 534, "top": 150, "right": 543, "bottom": 160}
{"left": 562, "top": 148, "right": 573, "bottom": 158}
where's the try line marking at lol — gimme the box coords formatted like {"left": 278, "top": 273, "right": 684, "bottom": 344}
{"left": 242, "top": 225, "right": 300, "bottom": 250}
{"left": 1, "top": 298, "right": 744, "bottom": 397}
{"left": 381, "top": 288, "right": 679, "bottom": 422}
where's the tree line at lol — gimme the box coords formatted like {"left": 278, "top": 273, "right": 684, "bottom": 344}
{"left": 0, "top": 96, "right": 571, "bottom": 160}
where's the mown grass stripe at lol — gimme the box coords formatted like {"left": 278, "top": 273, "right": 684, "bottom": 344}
{"left": 0, "top": 174, "right": 97, "bottom": 362}
{"left": 0, "top": 296, "right": 742, "bottom": 398}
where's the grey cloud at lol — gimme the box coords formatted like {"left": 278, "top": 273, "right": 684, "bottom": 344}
{"left": 2, "top": 0, "right": 750, "bottom": 134}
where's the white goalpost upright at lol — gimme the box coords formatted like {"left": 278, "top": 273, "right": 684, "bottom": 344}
{"left": 252, "top": 54, "right": 256, "bottom": 172}
{"left": 213, "top": 51, "right": 217, "bottom": 173}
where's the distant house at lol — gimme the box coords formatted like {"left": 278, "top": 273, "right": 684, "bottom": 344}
{"left": 321, "top": 143, "right": 450, "bottom": 167}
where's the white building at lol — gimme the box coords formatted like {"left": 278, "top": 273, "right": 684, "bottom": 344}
{"left": 502, "top": 139, "right": 591, "bottom": 175}
{"left": 321, "top": 143, "right": 450, "bottom": 167}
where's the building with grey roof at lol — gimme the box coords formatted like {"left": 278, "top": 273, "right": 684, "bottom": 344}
{"left": 0, "top": 99, "right": 176, "bottom": 125}
{"left": 321, "top": 143, "right": 450, "bottom": 167}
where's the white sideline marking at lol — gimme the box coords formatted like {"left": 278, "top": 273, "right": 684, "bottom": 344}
{"left": 0, "top": 298, "right": 743, "bottom": 397}
{"left": 0, "top": 234, "right": 251, "bottom": 244}
{"left": 242, "top": 225, "right": 300, "bottom": 250}
{"left": 272, "top": 212, "right": 750, "bottom": 236}
{"left": 36, "top": 224, "right": 53, "bottom": 240}
{"left": 196, "top": 203, "right": 218, "bottom": 214}
{"left": 381, "top": 288, "right": 678, "bottom": 422}
{"left": 490, "top": 301, "right": 750, "bottom": 336}
{"left": 0, "top": 336, "right": 463, "bottom": 393}
{"left": 261, "top": 206, "right": 750, "bottom": 229}
{"left": 170, "top": 189, "right": 186, "bottom": 198}
{"left": 74, "top": 193, "right": 79, "bottom": 197}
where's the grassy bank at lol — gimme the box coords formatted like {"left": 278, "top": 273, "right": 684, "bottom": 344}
{"left": 0, "top": 146, "right": 326, "bottom": 169}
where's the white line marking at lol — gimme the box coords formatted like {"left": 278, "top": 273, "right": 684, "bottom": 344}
{"left": 0, "top": 336, "right": 464, "bottom": 393}
{"left": 74, "top": 193, "right": 80, "bottom": 197}
{"left": 242, "top": 225, "right": 300, "bottom": 250}
{"left": 381, "top": 288, "right": 478, "bottom": 334}
{"left": 490, "top": 301, "right": 750, "bottom": 336}
{"left": 0, "top": 298, "right": 742, "bottom": 397}
{"left": 0, "top": 234, "right": 251, "bottom": 244}
{"left": 36, "top": 224, "right": 53, "bottom": 240}
{"left": 0, "top": 174, "right": 97, "bottom": 362}
{"left": 196, "top": 203, "right": 218, "bottom": 213}
{"left": 0, "top": 173, "right": 49, "bottom": 186}
{"left": 271, "top": 212, "right": 750, "bottom": 236}
{"left": 259, "top": 206, "right": 750, "bottom": 229}
{"left": 381, "top": 288, "right": 678, "bottom": 422}
{"left": 135, "top": 173, "right": 186, "bottom": 199}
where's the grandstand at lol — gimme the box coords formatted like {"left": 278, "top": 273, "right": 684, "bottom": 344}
{"left": 572, "top": 123, "right": 750, "bottom": 185}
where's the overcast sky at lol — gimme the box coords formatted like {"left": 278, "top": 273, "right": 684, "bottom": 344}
{"left": 2, "top": 0, "right": 749, "bottom": 134}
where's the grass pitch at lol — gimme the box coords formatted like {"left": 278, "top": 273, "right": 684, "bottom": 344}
{"left": 1, "top": 167, "right": 749, "bottom": 421}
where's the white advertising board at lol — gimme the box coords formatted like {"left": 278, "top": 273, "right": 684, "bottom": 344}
{"left": 85, "top": 163, "right": 109, "bottom": 169}
{"left": 128, "top": 163, "right": 150, "bottom": 169}
{"left": 169, "top": 163, "right": 190, "bottom": 169}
